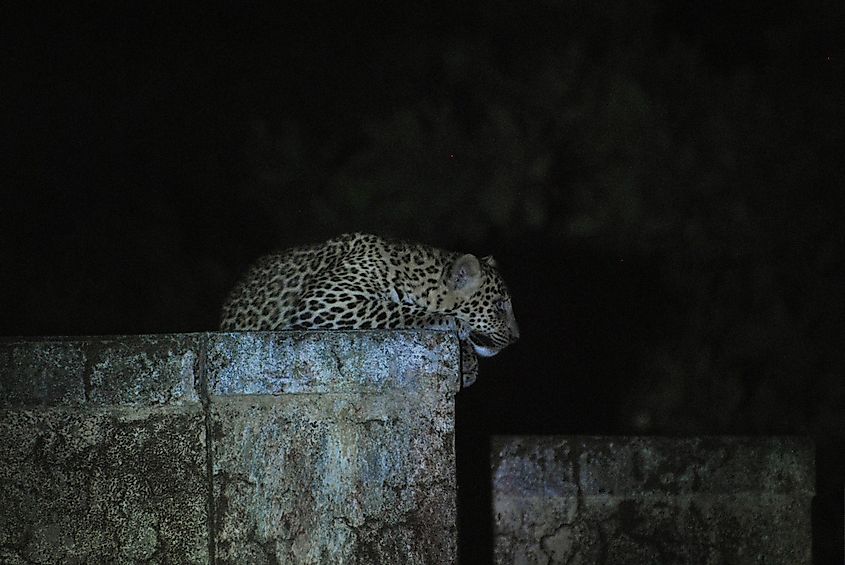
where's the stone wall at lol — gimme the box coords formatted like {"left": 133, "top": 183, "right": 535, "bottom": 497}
{"left": 1, "top": 333, "right": 818, "bottom": 564}
{"left": 491, "top": 435, "right": 815, "bottom": 565}
{"left": 0, "top": 332, "right": 460, "bottom": 564}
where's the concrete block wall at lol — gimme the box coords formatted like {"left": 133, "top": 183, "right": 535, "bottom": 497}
{"left": 491, "top": 435, "right": 815, "bottom": 565}
{"left": 0, "top": 332, "right": 460, "bottom": 564}
{"left": 1, "top": 333, "right": 817, "bottom": 564}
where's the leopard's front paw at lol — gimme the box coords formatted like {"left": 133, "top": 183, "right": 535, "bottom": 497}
{"left": 460, "top": 345, "right": 479, "bottom": 388}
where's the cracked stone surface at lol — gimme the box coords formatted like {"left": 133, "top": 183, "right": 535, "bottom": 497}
{"left": 0, "top": 335, "right": 209, "bottom": 564}
{"left": 0, "top": 331, "right": 460, "bottom": 564}
{"left": 0, "top": 407, "right": 210, "bottom": 564}
{"left": 208, "top": 331, "right": 459, "bottom": 564}
{"left": 491, "top": 436, "right": 815, "bottom": 565}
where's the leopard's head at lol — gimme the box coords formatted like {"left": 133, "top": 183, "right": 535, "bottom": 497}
{"left": 443, "top": 253, "right": 519, "bottom": 357}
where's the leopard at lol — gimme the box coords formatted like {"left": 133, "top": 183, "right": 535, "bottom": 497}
{"left": 220, "top": 233, "right": 519, "bottom": 386}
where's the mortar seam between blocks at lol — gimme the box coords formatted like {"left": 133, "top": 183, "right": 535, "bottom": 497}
{"left": 198, "top": 333, "right": 216, "bottom": 564}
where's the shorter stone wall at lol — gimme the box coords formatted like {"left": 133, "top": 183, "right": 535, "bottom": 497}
{"left": 491, "top": 436, "right": 814, "bottom": 565}
{"left": 0, "top": 331, "right": 460, "bottom": 565}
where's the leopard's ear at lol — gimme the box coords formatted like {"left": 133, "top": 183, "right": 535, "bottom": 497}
{"left": 446, "top": 254, "right": 483, "bottom": 297}
{"left": 480, "top": 255, "right": 497, "bottom": 268}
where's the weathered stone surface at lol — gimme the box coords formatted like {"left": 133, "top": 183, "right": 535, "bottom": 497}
{"left": 0, "top": 339, "right": 87, "bottom": 406}
{"left": 208, "top": 330, "right": 461, "bottom": 395}
{"left": 84, "top": 334, "right": 202, "bottom": 406}
{"left": 209, "top": 331, "right": 459, "bottom": 564}
{"left": 1, "top": 335, "right": 209, "bottom": 564}
{"left": 0, "top": 335, "right": 202, "bottom": 407}
{"left": 0, "top": 407, "right": 209, "bottom": 564}
{"left": 0, "top": 331, "right": 460, "bottom": 564}
{"left": 491, "top": 436, "right": 815, "bottom": 565}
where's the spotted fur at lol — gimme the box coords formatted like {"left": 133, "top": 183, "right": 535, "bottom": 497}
{"left": 220, "top": 233, "right": 519, "bottom": 386}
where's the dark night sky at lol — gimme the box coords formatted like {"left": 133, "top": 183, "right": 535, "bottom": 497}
{"left": 2, "top": 3, "right": 843, "bottom": 561}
